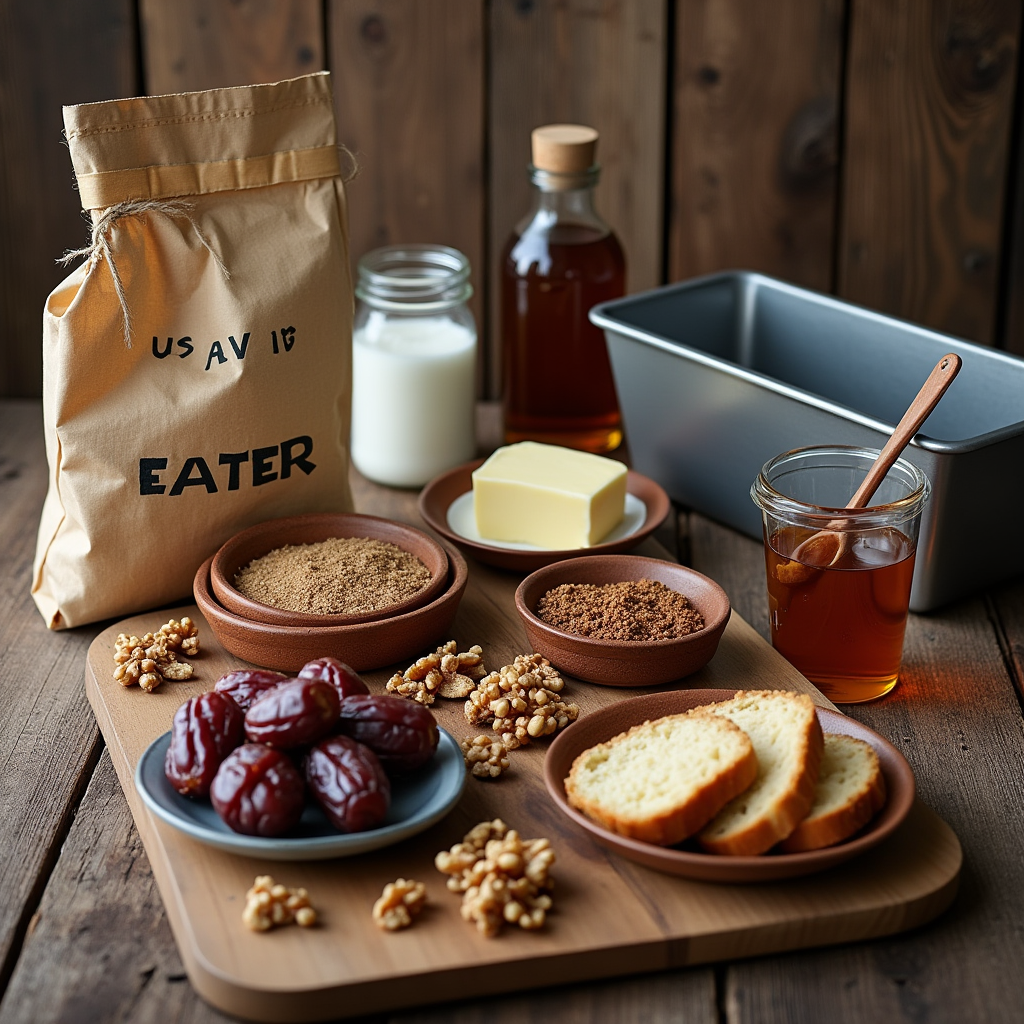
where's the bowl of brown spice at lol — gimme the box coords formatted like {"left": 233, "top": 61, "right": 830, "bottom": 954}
{"left": 210, "top": 513, "right": 449, "bottom": 627}
{"left": 194, "top": 537, "right": 468, "bottom": 674}
{"left": 515, "top": 554, "right": 731, "bottom": 687}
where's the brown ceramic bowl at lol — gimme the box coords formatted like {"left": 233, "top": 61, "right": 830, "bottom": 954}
{"left": 418, "top": 459, "right": 671, "bottom": 572}
{"left": 194, "top": 539, "right": 468, "bottom": 674}
{"left": 544, "top": 688, "right": 916, "bottom": 883}
{"left": 515, "top": 554, "right": 731, "bottom": 687}
{"left": 210, "top": 513, "right": 449, "bottom": 627}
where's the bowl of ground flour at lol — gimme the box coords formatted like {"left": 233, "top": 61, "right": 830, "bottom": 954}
{"left": 211, "top": 513, "right": 449, "bottom": 627}
{"left": 195, "top": 535, "right": 467, "bottom": 673}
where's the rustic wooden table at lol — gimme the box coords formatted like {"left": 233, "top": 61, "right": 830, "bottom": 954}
{"left": 2, "top": 397, "right": 1024, "bottom": 1023}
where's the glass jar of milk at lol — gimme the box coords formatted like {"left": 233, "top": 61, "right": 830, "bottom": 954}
{"left": 351, "top": 245, "right": 477, "bottom": 487}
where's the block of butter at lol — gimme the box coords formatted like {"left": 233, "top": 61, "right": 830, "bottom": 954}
{"left": 472, "top": 441, "right": 628, "bottom": 548}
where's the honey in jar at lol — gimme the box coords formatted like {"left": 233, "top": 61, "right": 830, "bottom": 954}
{"left": 751, "top": 444, "right": 930, "bottom": 705}
{"left": 764, "top": 524, "right": 916, "bottom": 703}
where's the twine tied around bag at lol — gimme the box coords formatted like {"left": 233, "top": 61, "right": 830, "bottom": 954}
{"left": 59, "top": 199, "right": 230, "bottom": 347}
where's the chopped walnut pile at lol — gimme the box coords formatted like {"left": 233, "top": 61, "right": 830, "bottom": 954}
{"left": 372, "top": 878, "right": 427, "bottom": 931}
{"left": 112, "top": 617, "right": 200, "bottom": 692}
{"left": 386, "top": 641, "right": 487, "bottom": 705}
{"left": 435, "top": 819, "right": 555, "bottom": 937}
{"left": 461, "top": 734, "right": 511, "bottom": 779}
{"left": 159, "top": 617, "right": 200, "bottom": 656}
{"left": 464, "top": 654, "right": 579, "bottom": 750}
{"left": 242, "top": 875, "right": 317, "bottom": 932}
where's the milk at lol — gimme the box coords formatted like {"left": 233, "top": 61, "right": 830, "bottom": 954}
{"left": 351, "top": 313, "right": 477, "bottom": 487}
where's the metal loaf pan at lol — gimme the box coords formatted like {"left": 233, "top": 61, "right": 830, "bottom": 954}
{"left": 591, "top": 271, "right": 1024, "bottom": 611}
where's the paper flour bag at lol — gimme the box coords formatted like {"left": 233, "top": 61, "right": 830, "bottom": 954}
{"left": 33, "top": 72, "right": 354, "bottom": 629}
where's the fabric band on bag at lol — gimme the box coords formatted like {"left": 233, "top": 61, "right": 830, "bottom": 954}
{"left": 76, "top": 143, "right": 342, "bottom": 210}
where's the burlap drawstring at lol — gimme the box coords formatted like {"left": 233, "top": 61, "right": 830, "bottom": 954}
{"left": 59, "top": 199, "right": 230, "bottom": 347}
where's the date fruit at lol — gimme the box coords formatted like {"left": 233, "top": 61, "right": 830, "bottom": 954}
{"left": 305, "top": 735, "right": 390, "bottom": 832}
{"left": 214, "top": 669, "right": 289, "bottom": 712}
{"left": 211, "top": 744, "right": 306, "bottom": 837}
{"left": 165, "top": 691, "right": 244, "bottom": 798}
{"left": 298, "top": 657, "right": 369, "bottom": 702}
{"left": 245, "top": 678, "right": 340, "bottom": 749}
{"left": 336, "top": 694, "right": 438, "bottom": 774}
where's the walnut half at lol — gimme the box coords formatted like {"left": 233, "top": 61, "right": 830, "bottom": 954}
{"left": 461, "top": 734, "right": 511, "bottom": 779}
{"left": 242, "top": 875, "right": 317, "bottom": 932}
{"left": 372, "top": 878, "right": 427, "bottom": 931}
{"left": 159, "top": 616, "right": 200, "bottom": 656}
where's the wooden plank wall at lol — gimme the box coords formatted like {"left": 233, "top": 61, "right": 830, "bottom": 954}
{"left": 838, "top": 0, "right": 1022, "bottom": 346}
{"left": 2, "top": 0, "right": 1023, "bottom": 401}
{"left": 489, "top": 0, "right": 667, "bottom": 395}
{"left": 329, "top": 0, "right": 486, "bottom": 387}
{"left": 670, "top": 0, "right": 845, "bottom": 293}
{"left": 0, "top": 0, "right": 138, "bottom": 400}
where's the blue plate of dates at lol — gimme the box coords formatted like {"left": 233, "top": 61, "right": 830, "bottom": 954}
{"left": 134, "top": 727, "right": 466, "bottom": 861}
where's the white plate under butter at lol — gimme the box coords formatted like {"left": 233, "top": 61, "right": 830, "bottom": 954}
{"left": 446, "top": 491, "right": 648, "bottom": 551}
{"left": 418, "top": 460, "right": 672, "bottom": 572}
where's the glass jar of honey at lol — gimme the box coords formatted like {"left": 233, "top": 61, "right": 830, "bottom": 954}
{"left": 500, "top": 124, "right": 625, "bottom": 453}
{"left": 751, "top": 446, "right": 930, "bottom": 703}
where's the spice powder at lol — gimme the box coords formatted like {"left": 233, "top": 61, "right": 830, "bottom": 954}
{"left": 234, "top": 537, "right": 432, "bottom": 615}
{"left": 536, "top": 578, "right": 704, "bottom": 641}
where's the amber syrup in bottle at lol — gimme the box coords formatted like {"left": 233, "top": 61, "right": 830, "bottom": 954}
{"left": 501, "top": 125, "right": 625, "bottom": 453}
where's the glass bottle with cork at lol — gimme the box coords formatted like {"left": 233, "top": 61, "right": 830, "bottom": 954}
{"left": 501, "top": 124, "right": 625, "bottom": 453}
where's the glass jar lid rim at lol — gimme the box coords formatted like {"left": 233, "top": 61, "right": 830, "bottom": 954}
{"left": 357, "top": 244, "right": 472, "bottom": 309}
{"left": 752, "top": 444, "right": 930, "bottom": 520}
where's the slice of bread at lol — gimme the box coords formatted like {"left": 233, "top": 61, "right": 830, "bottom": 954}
{"left": 565, "top": 712, "right": 758, "bottom": 846}
{"left": 696, "top": 690, "right": 824, "bottom": 856}
{"left": 778, "top": 734, "right": 887, "bottom": 853}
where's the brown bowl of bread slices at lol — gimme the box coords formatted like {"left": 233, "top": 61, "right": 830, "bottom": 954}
{"left": 544, "top": 688, "right": 913, "bottom": 883}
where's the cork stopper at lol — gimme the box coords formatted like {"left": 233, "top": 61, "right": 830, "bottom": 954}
{"left": 531, "top": 124, "right": 599, "bottom": 173}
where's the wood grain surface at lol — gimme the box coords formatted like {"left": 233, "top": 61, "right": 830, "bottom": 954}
{"left": 4, "top": 399, "right": 1024, "bottom": 1021}
{"left": 329, "top": 0, "right": 486, "bottom": 391}
{"left": 9, "top": 2, "right": 1024, "bottom": 406}
{"left": 998, "top": 75, "right": 1024, "bottom": 357}
{"left": 669, "top": 0, "right": 844, "bottom": 292}
{"left": 0, "top": 751, "right": 203, "bottom": 1024}
{"left": 140, "top": 0, "right": 325, "bottom": 94}
{"left": 0, "top": 0, "right": 138, "bottom": 398}
{"left": 691, "top": 511, "right": 1024, "bottom": 1023}
{"left": 837, "top": 0, "right": 1021, "bottom": 345}
{"left": 83, "top": 581, "right": 958, "bottom": 1020}
{"left": 0, "top": 403, "right": 106, "bottom": 993}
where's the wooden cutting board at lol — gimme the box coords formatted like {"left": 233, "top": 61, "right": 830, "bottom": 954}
{"left": 85, "top": 546, "right": 961, "bottom": 1024}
